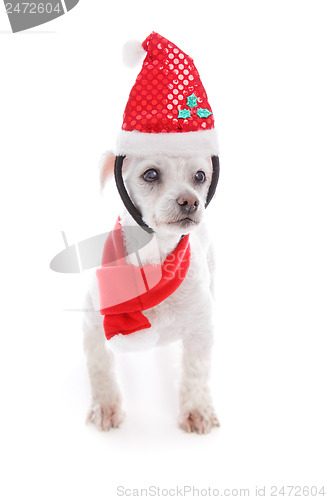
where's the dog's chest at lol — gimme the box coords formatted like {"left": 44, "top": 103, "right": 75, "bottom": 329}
{"left": 141, "top": 235, "right": 212, "bottom": 332}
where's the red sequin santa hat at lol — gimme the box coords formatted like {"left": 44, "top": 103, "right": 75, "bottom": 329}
{"left": 115, "top": 32, "right": 219, "bottom": 158}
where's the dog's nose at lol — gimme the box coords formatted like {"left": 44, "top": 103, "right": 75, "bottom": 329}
{"left": 177, "top": 194, "right": 200, "bottom": 214}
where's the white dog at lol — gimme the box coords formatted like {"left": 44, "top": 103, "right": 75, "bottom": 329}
{"left": 83, "top": 151, "right": 220, "bottom": 434}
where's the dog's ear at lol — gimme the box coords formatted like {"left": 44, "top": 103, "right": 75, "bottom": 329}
{"left": 99, "top": 150, "right": 116, "bottom": 190}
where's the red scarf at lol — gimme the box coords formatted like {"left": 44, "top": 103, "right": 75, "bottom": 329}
{"left": 96, "top": 219, "right": 191, "bottom": 340}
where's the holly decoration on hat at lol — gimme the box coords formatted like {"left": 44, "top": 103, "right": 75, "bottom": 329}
{"left": 187, "top": 93, "right": 198, "bottom": 108}
{"left": 178, "top": 92, "right": 212, "bottom": 120}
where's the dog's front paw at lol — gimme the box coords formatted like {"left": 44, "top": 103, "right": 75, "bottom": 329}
{"left": 179, "top": 409, "right": 220, "bottom": 434}
{"left": 86, "top": 402, "right": 125, "bottom": 432}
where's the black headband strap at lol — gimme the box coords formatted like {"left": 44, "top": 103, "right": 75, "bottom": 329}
{"left": 114, "top": 155, "right": 220, "bottom": 234}
{"left": 206, "top": 155, "right": 220, "bottom": 208}
{"left": 114, "top": 155, "right": 154, "bottom": 233}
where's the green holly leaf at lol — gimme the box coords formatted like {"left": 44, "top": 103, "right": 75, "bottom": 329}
{"left": 186, "top": 93, "right": 198, "bottom": 108}
{"left": 178, "top": 109, "right": 191, "bottom": 119}
{"left": 197, "top": 108, "right": 212, "bottom": 118}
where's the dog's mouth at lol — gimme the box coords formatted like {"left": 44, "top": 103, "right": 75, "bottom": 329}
{"left": 167, "top": 216, "right": 199, "bottom": 227}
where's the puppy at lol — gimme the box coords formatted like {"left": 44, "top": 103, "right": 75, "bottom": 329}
{"left": 83, "top": 152, "right": 220, "bottom": 434}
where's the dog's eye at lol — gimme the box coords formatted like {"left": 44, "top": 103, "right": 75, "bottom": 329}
{"left": 143, "top": 169, "right": 159, "bottom": 182}
{"left": 194, "top": 171, "right": 206, "bottom": 183}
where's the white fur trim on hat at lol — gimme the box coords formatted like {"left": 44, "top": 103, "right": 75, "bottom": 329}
{"left": 115, "top": 129, "right": 219, "bottom": 158}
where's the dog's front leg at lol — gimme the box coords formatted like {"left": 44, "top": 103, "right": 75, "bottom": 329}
{"left": 179, "top": 343, "right": 219, "bottom": 434}
{"left": 83, "top": 308, "right": 124, "bottom": 431}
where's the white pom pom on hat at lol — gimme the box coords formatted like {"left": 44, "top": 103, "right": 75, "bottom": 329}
{"left": 122, "top": 39, "right": 146, "bottom": 68}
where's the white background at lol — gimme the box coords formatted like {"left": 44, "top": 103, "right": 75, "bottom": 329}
{"left": 1, "top": 1, "right": 327, "bottom": 498}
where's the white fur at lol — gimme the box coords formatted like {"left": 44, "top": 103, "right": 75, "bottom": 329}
{"left": 83, "top": 155, "right": 219, "bottom": 433}
{"left": 99, "top": 150, "right": 115, "bottom": 190}
{"left": 115, "top": 128, "right": 219, "bottom": 158}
